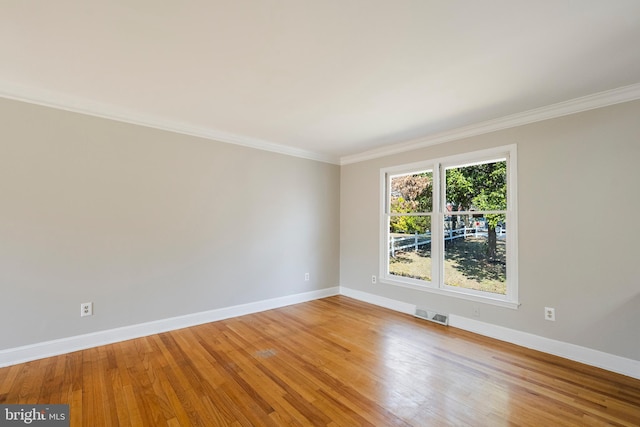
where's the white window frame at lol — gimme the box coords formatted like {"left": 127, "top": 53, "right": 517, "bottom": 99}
{"left": 380, "top": 144, "right": 519, "bottom": 309}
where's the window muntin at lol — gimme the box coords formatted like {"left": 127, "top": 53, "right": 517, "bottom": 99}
{"left": 381, "top": 146, "right": 518, "bottom": 307}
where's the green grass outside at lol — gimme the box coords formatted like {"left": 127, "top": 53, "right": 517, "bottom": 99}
{"left": 389, "top": 237, "right": 507, "bottom": 294}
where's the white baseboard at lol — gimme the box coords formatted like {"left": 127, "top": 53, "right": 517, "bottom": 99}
{"left": 339, "top": 286, "right": 640, "bottom": 380}
{"left": 4, "top": 285, "right": 638, "bottom": 380}
{"left": 339, "top": 287, "right": 415, "bottom": 314}
{"left": 0, "top": 286, "right": 340, "bottom": 368}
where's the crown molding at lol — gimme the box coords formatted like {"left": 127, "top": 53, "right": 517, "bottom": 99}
{"left": 0, "top": 83, "right": 340, "bottom": 165}
{"left": 340, "top": 82, "right": 640, "bottom": 165}
{"left": 2, "top": 82, "right": 639, "bottom": 167}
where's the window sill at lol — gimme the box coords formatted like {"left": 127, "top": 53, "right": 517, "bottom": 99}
{"left": 380, "top": 277, "right": 520, "bottom": 310}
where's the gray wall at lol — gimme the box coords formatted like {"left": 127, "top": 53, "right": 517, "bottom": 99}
{"left": 3, "top": 94, "right": 639, "bottom": 363}
{"left": 0, "top": 98, "right": 340, "bottom": 350}
{"left": 341, "top": 100, "right": 640, "bottom": 361}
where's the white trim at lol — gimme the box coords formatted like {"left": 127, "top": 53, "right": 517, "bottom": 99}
{"left": 0, "top": 287, "right": 339, "bottom": 368}
{"left": 340, "top": 83, "right": 640, "bottom": 165}
{"left": 506, "top": 145, "right": 518, "bottom": 304}
{"left": 340, "top": 287, "right": 640, "bottom": 380}
{"left": 0, "top": 84, "right": 340, "bottom": 165}
{"left": 377, "top": 278, "right": 520, "bottom": 310}
{"left": 3, "top": 285, "right": 637, "bottom": 380}
{"left": 2, "top": 82, "right": 639, "bottom": 167}
{"left": 380, "top": 145, "right": 518, "bottom": 307}
{"left": 449, "top": 315, "right": 640, "bottom": 380}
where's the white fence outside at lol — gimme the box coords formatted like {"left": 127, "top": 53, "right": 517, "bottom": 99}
{"left": 389, "top": 226, "right": 506, "bottom": 257}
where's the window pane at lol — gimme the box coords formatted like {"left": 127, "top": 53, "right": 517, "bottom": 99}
{"left": 445, "top": 160, "right": 506, "bottom": 211}
{"left": 389, "top": 216, "right": 431, "bottom": 281}
{"left": 390, "top": 171, "right": 433, "bottom": 213}
{"left": 444, "top": 214, "right": 507, "bottom": 295}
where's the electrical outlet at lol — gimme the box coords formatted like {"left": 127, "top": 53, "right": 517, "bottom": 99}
{"left": 304, "top": 273, "right": 310, "bottom": 281}
{"left": 544, "top": 307, "right": 555, "bottom": 321}
{"left": 371, "top": 275, "right": 377, "bottom": 284}
{"left": 81, "top": 302, "right": 93, "bottom": 317}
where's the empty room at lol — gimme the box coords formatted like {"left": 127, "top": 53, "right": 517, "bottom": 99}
{"left": 1, "top": 1, "right": 639, "bottom": 426}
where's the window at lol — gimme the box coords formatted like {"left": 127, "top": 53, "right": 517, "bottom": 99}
{"left": 380, "top": 145, "right": 518, "bottom": 308}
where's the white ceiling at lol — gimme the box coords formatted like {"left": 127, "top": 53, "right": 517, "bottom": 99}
{"left": 2, "top": 1, "right": 640, "bottom": 164}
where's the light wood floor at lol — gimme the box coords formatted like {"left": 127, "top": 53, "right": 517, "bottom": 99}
{"left": 1, "top": 296, "right": 638, "bottom": 426}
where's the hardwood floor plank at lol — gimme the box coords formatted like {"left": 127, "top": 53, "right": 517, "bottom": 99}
{"left": 0, "top": 295, "right": 638, "bottom": 426}
{"left": 0, "top": 364, "right": 22, "bottom": 401}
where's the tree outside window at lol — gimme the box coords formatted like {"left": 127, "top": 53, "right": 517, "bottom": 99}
{"left": 381, "top": 145, "right": 517, "bottom": 307}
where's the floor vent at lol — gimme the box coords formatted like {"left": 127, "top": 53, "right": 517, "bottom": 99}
{"left": 414, "top": 308, "right": 449, "bottom": 326}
